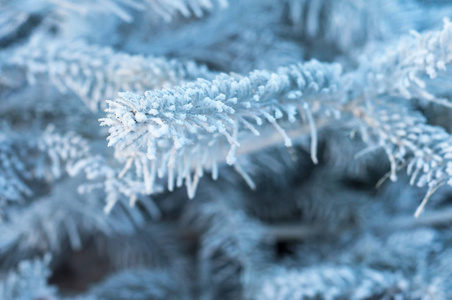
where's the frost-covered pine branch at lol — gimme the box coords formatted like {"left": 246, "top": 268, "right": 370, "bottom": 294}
{"left": 0, "top": 254, "right": 57, "bottom": 300}
{"left": 69, "top": 152, "right": 163, "bottom": 214}
{"left": 0, "top": 177, "right": 160, "bottom": 269}
{"left": 256, "top": 226, "right": 450, "bottom": 300}
{"left": 101, "top": 60, "right": 344, "bottom": 198}
{"left": 352, "top": 100, "right": 452, "bottom": 216}
{"left": 0, "top": 125, "right": 90, "bottom": 205}
{"left": 8, "top": 37, "right": 213, "bottom": 111}
{"left": 256, "top": 265, "right": 408, "bottom": 300}
{"left": 0, "top": 124, "right": 160, "bottom": 223}
{"left": 361, "top": 18, "right": 452, "bottom": 107}
{"left": 99, "top": 20, "right": 452, "bottom": 212}
{"left": 0, "top": 133, "right": 33, "bottom": 204}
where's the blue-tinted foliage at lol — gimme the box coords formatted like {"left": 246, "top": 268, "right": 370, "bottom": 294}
{"left": 1, "top": 0, "right": 452, "bottom": 299}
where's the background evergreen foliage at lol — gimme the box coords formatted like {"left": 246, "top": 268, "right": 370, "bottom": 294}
{"left": 0, "top": 0, "right": 452, "bottom": 299}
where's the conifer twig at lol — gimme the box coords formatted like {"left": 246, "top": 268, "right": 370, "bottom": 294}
{"left": 179, "top": 207, "right": 452, "bottom": 241}
{"left": 263, "top": 207, "right": 452, "bottom": 241}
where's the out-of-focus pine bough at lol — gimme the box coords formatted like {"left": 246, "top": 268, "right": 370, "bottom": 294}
{"left": 6, "top": 37, "right": 213, "bottom": 111}
{"left": 1, "top": 0, "right": 452, "bottom": 299}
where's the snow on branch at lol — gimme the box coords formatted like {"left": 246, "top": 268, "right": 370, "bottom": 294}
{"left": 362, "top": 18, "right": 452, "bottom": 107}
{"left": 256, "top": 265, "right": 407, "bottom": 300}
{"left": 101, "top": 60, "right": 344, "bottom": 198}
{"left": 0, "top": 124, "right": 157, "bottom": 215}
{"left": 353, "top": 100, "right": 452, "bottom": 216}
{"left": 10, "top": 38, "right": 213, "bottom": 111}
{"left": 42, "top": 128, "right": 162, "bottom": 213}
{"left": 0, "top": 178, "right": 157, "bottom": 268}
{"left": 0, "top": 254, "right": 57, "bottom": 300}
{"left": 0, "top": 125, "right": 89, "bottom": 205}
{"left": 0, "top": 134, "right": 33, "bottom": 203}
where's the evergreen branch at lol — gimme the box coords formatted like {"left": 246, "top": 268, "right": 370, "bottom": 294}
{"left": 0, "top": 133, "right": 33, "bottom": 203}
{"left": 261, "top": 206, "right": 452, "bottom": 241}
{"left": 101, "top": 60, "right": 344, "bottom": 198}
{"left": 128, "top": 0, "right": 304, "bottom": 73}
{"left": 0, "top": 178, "right": 155, "bottom": 268}
{"left": 0, "top": 255, "right": 57, "bottom": 300}
{"left": 0, "top": 125, "right": 150, "bottom": 212}
{"left": 183, "top": 194, "right": 267, "bottom": 300}
{"left": 352, "top": 100, "right": 452, "bottom": 216}
{"left": 229, "top": 117, "right": 335, "bottom": 163}
{"left": 285, "top": 0, "right": 422, "bottom": 52}
{"left": 256, "top": 265, "right": 407, "bottom": 300}
{"left": 362, "top": 18, "right": 452, "bottom": 107}
{"left": 178, "top": 206, "right": 452, "bottom": 242}
{"left": 10, "top": 38, "right": 213, "bottom": 111}
{"left": 0, "top": 125, "right": 89, "bottom": 205}
{"left": 71, "top": 153, "right": 163, "bottom": 214}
